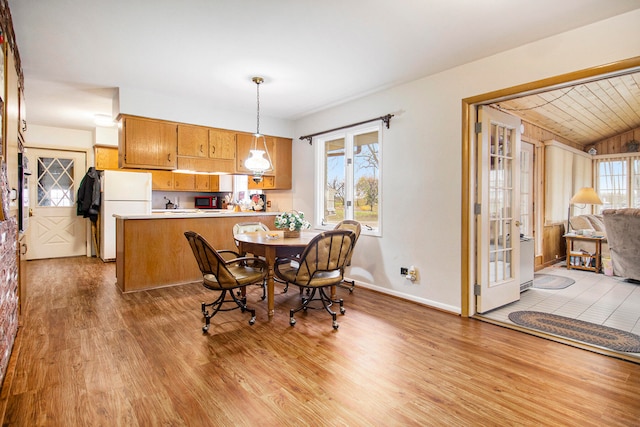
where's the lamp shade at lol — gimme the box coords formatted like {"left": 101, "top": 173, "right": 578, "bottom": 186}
{"left": 570, "top": 187, "right": 603, "bottom": 205}
{"left": 245, "top": 149, "right": 270, "bottom": 173}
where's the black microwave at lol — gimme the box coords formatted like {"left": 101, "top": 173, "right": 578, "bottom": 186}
{"left": 194, "top": 196, "right": 219, "bottom": 209}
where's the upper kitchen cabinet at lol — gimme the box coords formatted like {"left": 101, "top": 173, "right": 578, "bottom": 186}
{"left": 94, "top": 145, "right": 119, "bottom": 170}
{"left": 176, "top": 127, "right": 236, "bottom": 174}
{"left": 177, "top": 124, "right": 208, "bottom": 158}
{"left": 209, "top": 129, "right": 236, "bottom": 160}
{"left": 238, "top": 135, "right": 292, "bottom": 189}
{"left": 118, "top": 115, "right": 177, "bottom": 170}
{"left": 235, "top": 133, "right": 276, "bottom": 175}
{"left": 273, "top": 137, "right": 292, "bottom": 189}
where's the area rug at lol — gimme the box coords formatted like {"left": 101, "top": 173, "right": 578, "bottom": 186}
{"left": 508, "top": 311, "right": 640, "bottom": 353}
{"left": 532, "top": 273, "right": 575, "bottom": 290}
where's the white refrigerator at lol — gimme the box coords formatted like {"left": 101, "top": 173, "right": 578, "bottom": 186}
{"left": 100, "top": 170, "right": 152, "bottom": 261}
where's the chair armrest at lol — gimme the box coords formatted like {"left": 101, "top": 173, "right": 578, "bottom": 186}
{"left": 227, "top": 256, "right": 268, "bottom": 270}
{"left": 274, "top": 257, "right": 295, "bottom": 267}
{"left": 218, "top": 249, "right": 241, "bottom": 262}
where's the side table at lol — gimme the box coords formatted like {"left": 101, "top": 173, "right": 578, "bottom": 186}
{"left": 564, "top": 233, "right": 604, "bottom": 273}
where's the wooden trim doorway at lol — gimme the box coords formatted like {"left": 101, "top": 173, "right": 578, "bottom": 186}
{"left": 460, "top": 56, "right": 640, "bottom": 318}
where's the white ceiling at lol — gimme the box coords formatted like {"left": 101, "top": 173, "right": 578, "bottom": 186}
{"left": 8, "top": 0, "right": 640, "bottom": 132}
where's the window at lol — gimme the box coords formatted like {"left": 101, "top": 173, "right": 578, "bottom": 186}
{"left": 315, "top": 123, "right": 382, "bottom": 235}
{"left": 36, "top": 156, "right": 75, "bottom": 207}
{"left": 595, "top": 155, "right": 640, "bottom": 211}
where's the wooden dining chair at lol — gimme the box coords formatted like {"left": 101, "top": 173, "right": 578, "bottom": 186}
{"left": 184, "top": 231, "right": 267, "bottom": 333}
{"left": 274, "top": 229, "right": 356, "bottom": 329}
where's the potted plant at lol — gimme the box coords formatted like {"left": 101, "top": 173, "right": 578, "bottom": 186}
{"left": 275, "top": 210, "right": 311, "bottom": 238}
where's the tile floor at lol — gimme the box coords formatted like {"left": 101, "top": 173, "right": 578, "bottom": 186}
{"left": 481, "top": 262, "right": 640, "bottom": 358}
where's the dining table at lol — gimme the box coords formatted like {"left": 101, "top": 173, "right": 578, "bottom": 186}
{"left": 234, "top": 229, "right": 320, "bottom": 317}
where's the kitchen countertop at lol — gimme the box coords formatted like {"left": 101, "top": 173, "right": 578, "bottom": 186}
{"left": 114, "top": 209, "right": 279, "bottom": 220}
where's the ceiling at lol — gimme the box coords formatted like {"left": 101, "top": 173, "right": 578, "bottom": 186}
{"left": 7, "top": 0, "right": 640, "bottom": 134}
{"left": 493, "top": 71, "right": 640, "bottom": 147}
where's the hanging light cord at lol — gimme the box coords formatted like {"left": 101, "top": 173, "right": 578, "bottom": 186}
{"left": 254, "top": 77, "right": 262, "bottom": 136}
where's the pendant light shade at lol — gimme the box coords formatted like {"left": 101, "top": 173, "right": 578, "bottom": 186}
{"left": 245, "top": 76, "right": 272, "bottom": 181}
{"left": 245, "top": 148, "right": 270, "bottom": 172}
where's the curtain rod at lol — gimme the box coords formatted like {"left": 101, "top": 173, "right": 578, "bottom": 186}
{"left": 299, "top": 114, "right": 394, "bottom": 144}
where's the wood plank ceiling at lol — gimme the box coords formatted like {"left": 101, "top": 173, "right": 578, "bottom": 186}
{"left": 492, "top": 72, "right": 640, "bottom": 148}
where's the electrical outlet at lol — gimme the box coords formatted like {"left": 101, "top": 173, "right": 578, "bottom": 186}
{"left": 400, "top": 267, "right": 408, "bottom": 275}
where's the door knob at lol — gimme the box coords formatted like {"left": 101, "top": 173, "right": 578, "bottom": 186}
{"left": 514, "top": 220, "right": 521, "bottom": 227}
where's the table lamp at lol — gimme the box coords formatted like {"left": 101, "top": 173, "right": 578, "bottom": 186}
{"left": 567, "top": 187, "right": 603, "bottom": 233}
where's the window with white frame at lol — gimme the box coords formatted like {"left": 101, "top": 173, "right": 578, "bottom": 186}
{"left": 315, "top": 123, "right": 382, "bottom": 235}
{"left": 595, "top": 155, "right": 640, "bottom": 212}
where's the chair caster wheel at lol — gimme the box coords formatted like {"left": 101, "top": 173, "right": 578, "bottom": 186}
{"left": 249, "top": 317, "right": 256, "bottom": 325}
{"left": 340, "top": 307, "right": 346, "bottom": 315}
{"left": 202, "top": 325, "right": 209, "bottom": 333}
{"left": 332, "top": 321, "right": 339, "bottom": 329}
{"left": 290, "top": 318, "right": 296, "bottom": 326}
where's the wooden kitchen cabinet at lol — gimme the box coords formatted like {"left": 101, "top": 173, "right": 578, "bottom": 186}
{"left": 177, "top": 156, "right": 235, "bottom": 174}
{"left": 248, "top": 175, "right": 275, "bottom": 190}
{"left": 148, "top": 169, "right": 211, "bottom": 192}
{"left": 173, "top": 173, "right": 196, "bottom": 191}
{"left": 241, "top": 135, "right": 292, "bottom": 190}
{"left": 210, "top": 175, "right": 220, "bottom": 192}
{"left": 94, "top": 146, "right": 119, "bottom": 170}
{"left": 150, "top": 170, "right": 174, "bottom": 190}
{"left": 176, "top": 128, "right": 235, "bottom": 174}
{"left": 177, "top": 124, "right": 208, "bottom": 157}
{"left": 272, "top": 137, "right": 292, "bottom": 189}
{"left": 209, "top": 129, "right": 236, "bottom": 160}
{"left": 119, "top": 115, "right": 177, "bottom": 170}
{"left": 195, "top": 175, "right": 211, "bottom": 191}
{"left": 236, "top": 133, "right": 277, "bottom": 175}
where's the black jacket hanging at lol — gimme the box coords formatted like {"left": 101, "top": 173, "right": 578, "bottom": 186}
{"left": 77, "top": 167, "right": 101, "bottom": 222}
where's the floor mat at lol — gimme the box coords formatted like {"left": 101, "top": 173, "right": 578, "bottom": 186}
{"left": 532, "top": 273, "right": 574, "bottom": 290}
{"left": 508, "top": 311, "right": 640, "bottom": 353}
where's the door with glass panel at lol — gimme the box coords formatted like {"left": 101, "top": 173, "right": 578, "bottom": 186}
{"left": 476, "top": 106, "right": 522, "bottom": 313}
{"left": 26, "top": 148, "right": 87, "bottom": 260}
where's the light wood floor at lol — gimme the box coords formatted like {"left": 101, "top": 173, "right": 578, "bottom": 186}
{"left": 2, "top": 257, "right": 640, "bottom": 426}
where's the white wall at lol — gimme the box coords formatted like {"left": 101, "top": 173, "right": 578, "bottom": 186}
{"left": 25, "top": 124, "right": 94, "bottom": 166}
{"left": 292, "top": 9, "right": 640, "bottom": 314}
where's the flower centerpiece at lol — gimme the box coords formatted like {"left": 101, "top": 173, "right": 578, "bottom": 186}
{"left": 275, "top": 210, "right": 311, "bottom": 238}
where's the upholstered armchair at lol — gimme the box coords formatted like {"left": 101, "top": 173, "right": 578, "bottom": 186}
{"left": 334, "top": 220, "right": 361, "bottom": 292}
{"left": 274, "top": 229, "right": 356, "bottom": 329}
{"left": 184, "top": 231, "right": 267, "bottom": 332}
{"left": 232, "top": 222, "right": 271, "bottom": 299}
{"left": 602, "top": 209, "right": 640, "bottom": 282}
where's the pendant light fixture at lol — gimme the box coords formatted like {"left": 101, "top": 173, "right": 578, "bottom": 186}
{"left": 244, "top": 76, "right": 273, "bottom": 183}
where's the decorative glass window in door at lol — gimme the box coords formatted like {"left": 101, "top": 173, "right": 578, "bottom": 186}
{"left": 489, "top": 123, "right": 514, "bottom": 283}
{"left": 37, "top": 157, "right": 75, "bottom": 207}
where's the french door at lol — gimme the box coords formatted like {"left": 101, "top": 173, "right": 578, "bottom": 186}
{"left": 476, "top": 106, "right": 522, "bottom": 313}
